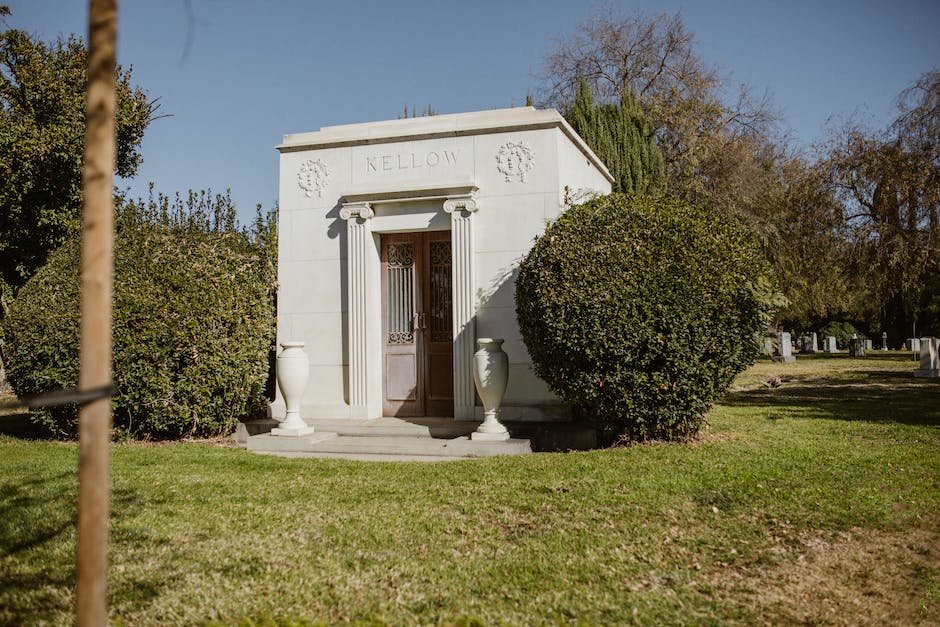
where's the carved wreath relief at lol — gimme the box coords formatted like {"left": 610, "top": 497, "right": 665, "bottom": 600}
{"left": 495, "top": 140, "right": 535, "bottom": 182}
{"left": 297, "top": 158, "right": 330, "bottom": 198}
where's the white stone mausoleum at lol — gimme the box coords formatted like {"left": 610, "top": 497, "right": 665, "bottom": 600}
{"left": 273, "top": 107, "right": 612, "bottom": 424}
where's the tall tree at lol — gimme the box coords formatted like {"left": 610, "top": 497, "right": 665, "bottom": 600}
{"left": 825, "top": 71, "right": 940, "bottom": 337}
{"left": 565, "top": 78, "right": 665, "bottom": 195}
{"left": 760, "top": 156, "right": 855, "bottom": 329}
{"left": 0, "top": 25, "right": 158, "bottom": 300}
{"left": 538, "top": 7, "right": 776, "bottom": 204}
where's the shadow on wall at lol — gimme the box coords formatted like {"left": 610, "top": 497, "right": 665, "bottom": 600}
{"left": 327, "top": 203, "right": 351, "bottom": 402}
{"left": 477, "top": 264, "right": 518, "bottom": 313}
{"left": 474, "top": 260, "right": 571, "bottom": 422}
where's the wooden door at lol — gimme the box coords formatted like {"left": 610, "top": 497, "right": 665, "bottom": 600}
{"left": 381, "top": 232, "right": 454, "bottom": 416}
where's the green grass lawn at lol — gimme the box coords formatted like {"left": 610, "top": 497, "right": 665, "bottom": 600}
{"left": 1, "top": 353, "right": 938, "bottom": 625}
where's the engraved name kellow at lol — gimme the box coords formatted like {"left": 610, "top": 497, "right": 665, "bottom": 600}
{"left": 366, "top": 149, "right": 459, "bottom": 173}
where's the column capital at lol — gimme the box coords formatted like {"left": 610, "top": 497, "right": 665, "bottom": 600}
{"left": 340, "top": 202, "right": 374, "bottom": 221}
{"left": 443, "top": 195, "right": 478, "bottom": 215}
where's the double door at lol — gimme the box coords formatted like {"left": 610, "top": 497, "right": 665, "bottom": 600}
{"left": 381, "top": 232, "right": 454, "bottom": 416}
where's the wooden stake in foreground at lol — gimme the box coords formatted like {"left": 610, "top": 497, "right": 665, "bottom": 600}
{"left": 77, "top": 0, "right": 117, "bottom": 625}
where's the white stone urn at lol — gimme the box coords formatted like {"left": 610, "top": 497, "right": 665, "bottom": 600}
{"left": 272, "top": 340, "right": 315, "bottom": 436}
{"left": 471, "top": 338, "right": 510, "bottom": 441}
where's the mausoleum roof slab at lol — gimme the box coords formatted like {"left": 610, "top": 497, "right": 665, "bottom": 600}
{"left": 277, "top": 106, "right": 613, "bottom": 184}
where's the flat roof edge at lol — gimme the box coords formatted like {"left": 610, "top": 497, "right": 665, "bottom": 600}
{"left": 277, "top": 107, "right": 614, "bottom": 184}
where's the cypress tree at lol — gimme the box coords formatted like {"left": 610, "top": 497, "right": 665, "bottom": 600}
{"left": 565, "top": 78, "right": 665, "bottom": 195}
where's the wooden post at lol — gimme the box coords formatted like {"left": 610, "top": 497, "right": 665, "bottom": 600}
{"left": 76, "top": 1, "right": 117, "bottom": 625}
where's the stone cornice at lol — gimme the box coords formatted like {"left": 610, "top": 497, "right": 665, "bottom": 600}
{"left": 342, "top": 182, "right": 478, "bottom": 206}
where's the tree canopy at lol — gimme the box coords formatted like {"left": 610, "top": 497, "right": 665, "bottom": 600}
{"left": 539, "top": 6, "right": 939, "bottom": 338}
{"left": 0, "top": 25, "right": 157, "bottom": 300}
{"left": 822, "top": 71, "right": 940, "bottom": 338}
{"left": 538, "top": 7, "right": 776, "bottom": 206}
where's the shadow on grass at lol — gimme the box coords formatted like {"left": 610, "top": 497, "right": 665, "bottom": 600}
{"left": 722, "top": 367, "right": 940, "bottom": 426}
{"left": 0, "top": 464, "right": 172, "bottom": 622}
{"left": 0, "top": 409, "right": 50, "bottom": 439}
{"left": 0, "top": 472, "right": 76, "bottom": 559}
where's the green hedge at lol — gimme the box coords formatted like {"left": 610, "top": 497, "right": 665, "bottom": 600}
{"left": 2, "top": 219, "right": 275, "bottom": 438}
{"left": 515, "top": 193, "right": 780, "bottom": 442}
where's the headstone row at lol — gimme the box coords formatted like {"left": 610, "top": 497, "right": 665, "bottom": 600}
{"left": 764, "top": 332, "right": 936, "bottom": 364}
{"left": 800, "top": 332, "right": 819, "bottom": 353}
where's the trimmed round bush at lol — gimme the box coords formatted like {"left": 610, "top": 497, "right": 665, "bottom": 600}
{"left": 2, "top": 221, "right": 275, "bottom": 438}
{"left": 515, "top": 193, "right": 779, "bottom": 442}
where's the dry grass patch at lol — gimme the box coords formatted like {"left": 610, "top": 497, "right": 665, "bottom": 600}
{"left": 711, "top": 521, "right": 940, "bottom": 626}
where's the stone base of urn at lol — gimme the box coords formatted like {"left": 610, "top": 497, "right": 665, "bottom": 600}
{"left": 272, "top": 425, "right": 317, "bottom": 437}
{"left": 471, "top": 429, "right": 511, "bottom": 442}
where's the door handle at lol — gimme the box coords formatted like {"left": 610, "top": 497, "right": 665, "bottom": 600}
{"left": 413, "top": 313, "right": 428, "bottom": 330}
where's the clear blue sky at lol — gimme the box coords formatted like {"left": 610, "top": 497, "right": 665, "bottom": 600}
{"left": 6, "top": 0, "right": 939, "bottom": 225}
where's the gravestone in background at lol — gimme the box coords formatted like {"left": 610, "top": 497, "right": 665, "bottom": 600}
{"left": 801, "top": 333, "right": 818, "bottom": 353}
{"left": 914, "top": 337, "right": 939, "bottom": 378}
{"left": 907, "top": 338, "right": 921, "bottom": 353}
{"left": 774, "top": 332, "right": 796, "bottom": 363}
{"left": 864, "top": 339, "right": 873, "bottom": 351}
{"left": 824, "top": 336, "right": 838, "bottom": 353}
{"left": 849, "top": 338, "right": 866, "bottom": 358}
{"left": 762, "top": 337, "right": 774, "bottom": 355}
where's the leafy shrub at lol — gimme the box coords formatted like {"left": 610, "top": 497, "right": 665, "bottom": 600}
{"left": 2, "top": 206, "right": 276, "bottom": 438}
{"left": 515, "top": 193, "right": 780, "bottom": 442}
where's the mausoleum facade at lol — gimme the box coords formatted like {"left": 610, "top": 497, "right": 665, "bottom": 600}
{"left": 274, "top": 107, "right": 612, "bottom": 423}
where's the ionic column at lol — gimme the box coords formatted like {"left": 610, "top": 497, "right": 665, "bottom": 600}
{"left": 444, "top": 195, "right": 478, "bottom": 420}
{"left": 340, "top": 202, "right": 374, "bottom": 417}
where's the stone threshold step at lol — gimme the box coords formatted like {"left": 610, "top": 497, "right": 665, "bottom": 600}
{"left": 246, "top": 432, "right": 531, "bottom": 460}
{"left": 235, "top": 417, "right": 479, "bottom": 442}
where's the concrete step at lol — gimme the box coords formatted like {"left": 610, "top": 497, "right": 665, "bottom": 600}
{"left": 234, "top": 417, "right": 479, "bottom": 443}
{"left": 235, "top": 416, "right": 598, "bottom": 454}
{"left": 246, "top": 432, "right": 531, "bottom": 461}
{"left": 309, "top": 417, "right": 479, "bottom": 438}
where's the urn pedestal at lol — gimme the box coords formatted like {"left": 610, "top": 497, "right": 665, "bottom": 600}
{"left": 471, "top": 338, "right": 510, "bottom": 442}
{"left": 272, "top": 341, "right": 316, "bottom": 437}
